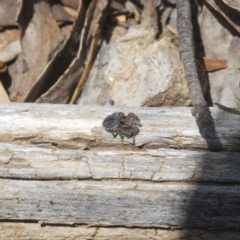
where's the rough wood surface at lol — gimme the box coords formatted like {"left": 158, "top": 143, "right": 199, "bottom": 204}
{"left": 0, "top": 103, "right": 240, "bottom": 236}
{"left": 0, "top": 103, "right": 239, "bottom": 151}
{"left": 1, "top": 179, "right": 240, "bottom": 229}
{"left": 1, "top": 223, "right": 240, "bottom": 240}
{"left": 0, "top": 143, "right": 240, "bottom": 182}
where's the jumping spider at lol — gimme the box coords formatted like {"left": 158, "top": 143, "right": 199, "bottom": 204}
{"left": 102, "top": 112, "right": 142, "bottom": 145}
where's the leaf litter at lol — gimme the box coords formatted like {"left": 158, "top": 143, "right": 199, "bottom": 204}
{"left": 0, "top": 0, "right": 239, "bottom": 109}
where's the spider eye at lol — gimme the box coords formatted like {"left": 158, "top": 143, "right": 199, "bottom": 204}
{"left": 118, "top": 112, "right": 125, "bottom": 118}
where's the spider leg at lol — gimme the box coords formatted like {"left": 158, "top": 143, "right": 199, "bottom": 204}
{"left": 129, "top": 126, "right": 139, "bottom": 145}
{"left": 112, "top": 131, "right": 118, "bottom": 138}
{"left": 118, "top": 131, "right": 125, "bottom": 142}
{"left": 132, "top": 136, "right": 135, "bottom": 145}
{"left": 120, "top": 134, "right": 125, "bottom": 142}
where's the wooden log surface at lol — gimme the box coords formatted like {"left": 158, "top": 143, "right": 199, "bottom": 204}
{"left": 0, "top": 103, "right": 240, "bottom": 237}
{"left": 0, "top": 143, "right": 240, "bottom": 182}
{"left": 0, "top": 103, "right": 239, "bottom": 151}
{"left": 1, "top": 178, "right": 240, "bottom": 229}
{"left": 1, "top": 223, "right": 240, "bottom": 240}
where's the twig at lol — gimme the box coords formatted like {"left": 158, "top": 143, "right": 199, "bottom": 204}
{"left": 176, "top": 0, "right": 215, "bottom": 138}
{"left": 69, "top": 24, "right": 100, "bottom": 104}
{"left": 215, "top": 103, "right": 240, "bottom": 115}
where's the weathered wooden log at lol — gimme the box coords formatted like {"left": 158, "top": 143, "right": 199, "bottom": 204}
{"left": 0, "top": 103, "right": 239, "bottom": 151}
{"left": 0, "top": 103, "right": 240, "bottom": 238}
{"left": 1, "top": 223, "right": 240, "bottom": 240}
{"left": 1, "top": 178, "right": 240, "bottom": 229}
{"left": 0, "top": 143, "right": 240, "bottom": 182}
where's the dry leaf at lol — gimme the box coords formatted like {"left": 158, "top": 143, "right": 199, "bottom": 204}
{"left": 0, "top": 61, "right": 4, "bottom": 69}
{"left": 35, "top": 0, "right": 110, "bottom": 104}
{"left": 86, "top": 0, "right": 110, "bottom": 47}
{"left": 0, "top": 81, "right": 10, "bottom": 102}
{"left": 63, "top": 6, "right": 78, "bottom": 18}
{"left": 111, "top": 14, "right": 127, "bottom": 24}
{"left": 24, "top": 0, "right": 86, "bottom": 103}
{"left": 0, "top": 61, "right": 7, "bottom": 72}
{"left": 51, "top": 4, "right": 75, "bottom": 22}
{"left": 222, "top": 0, "right": 240, "bottom": 11}
{"left": 77, "top": 2, "right": 192, "bottom": 107}
{"left": 108, "top": 25, "right": 128, "bottom": 43}
{"left": 60, "top": 0, "right": 79, "bottom": 10}
{"left": 201, "top": 4, "right": 236, "bottom": 106}
{"left": 69, "top": 24, "right": 100, "bottom": 104}
{"left": 9, "top": 0, "right": 63, "bottom": 102}
{"left": 228, "top": 36, "right": 240, "bottom": 103}
{"left": 110, "top": 0, "right": 125, "bottom": 12}
{"left": 60, "top": 24, "right": 73, "bottom": 39}
{"left": 0, "top": 0, "right": 18, "bottom": 27}
{"left": 0, "top": 29, "right": 20, "bottom": 49}
{"left": 125, "top": 1, "right": 140, "bottom": 22}
{"left": 206, "top": 0, "right": 240, "bottom": 33}
{"left": 203, "top": 57, "right": 227, "bottom": 72}
{"left": 0, "top": 40, "right": 21, "bottom": 63}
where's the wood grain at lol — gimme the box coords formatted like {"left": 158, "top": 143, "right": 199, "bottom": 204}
{"left": 0, "top": 103, "right": 240, "bottom": 235}
{"left": 0, "top": 143, "right": 240, "bottom": 183}
{"left": 1, "top": 179, "right": 240, "bottom": 229}
{"left": 1, "top": 223, "right": 240, "bottom": 240}
{"left": 0, "top": 103, "right": 239, "bottom": 151}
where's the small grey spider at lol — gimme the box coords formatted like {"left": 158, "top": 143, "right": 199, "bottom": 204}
{"left": 102, "top": 112, "right": 142, "bottom": 145}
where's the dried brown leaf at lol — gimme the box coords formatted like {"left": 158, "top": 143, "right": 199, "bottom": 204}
{"left": 203, "top": 57, "right": 227, "bottom": 72}
{"left": 0, "top": 28, "right": 20, "bottom": 50}
{"left": 0, "top": 0, "right": 18, "bottom": 27}
{"left": 35, "top": 0, "right": 110, "bottom": 104}
{"left": 110, "top": 0, "right": 126, "bottom": 12}
{"left": 51, "top": 4, "right": 75, "bottom": 22}
{"left": 200, "top": 5, "right": 239, "bottom": 107}
{"left": 8, "top": 0, "right": 63, "bottom": 102}
{"left": 60, "top": 25, "right": 73, "bottom": 39}
{"left": 78, "top": 26, "right": 190, "bottom": 106}
{"left": 63, "top": 6, "right": 78, "bottom": 18}
{"left": 69, "top": 24, "right": 100, "bottom": 104}
{"left": 206, "top": 0, "right": 240, "bottom": 33}
{"left": 111, "top": 14, "right": 127, "bottom": 24}
{"left": 125, "top": 1, "right": 140, "bottom": 23}
{"left": 0, "top": 81, "right": 10, "bottom": 102}
{"left": 0, "top": 61, "right": 4, "bottom": 69}
{"left": 0, "top": 40, "right": 21, "bottom": 63}
{"left": 0, "top": 61, "right": 7, "bottom": 72}
{"left": 60, "top": 0, "right": 79, "bottom": 10}
{"left": 87, "top": 0, "right": 110, "bottom": 46}
{"left": 228, "top": 36, "right": 240, "bottom": 102}
{"left": 222, "top": 0, "right": 240, "bottom": 11}
{"left": 24, "top": 0, "right": 87, "bottom": 103}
